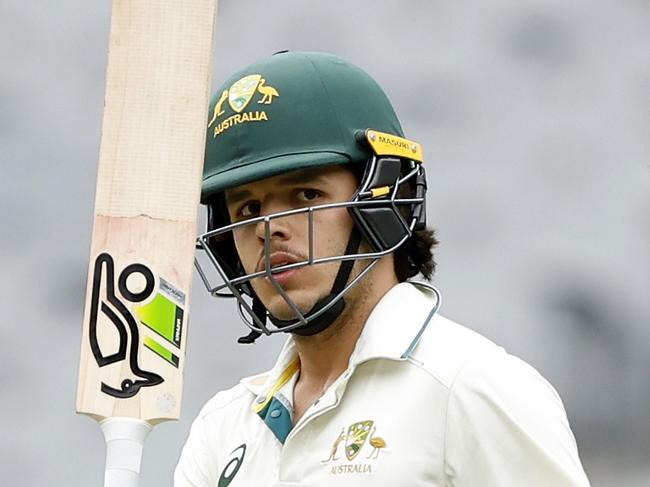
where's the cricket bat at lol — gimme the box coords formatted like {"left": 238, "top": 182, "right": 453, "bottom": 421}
{"left": 76, "top": 1, "right": 217, "bottom": 485}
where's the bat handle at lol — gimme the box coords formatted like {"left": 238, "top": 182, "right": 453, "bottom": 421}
{"left": 100, "top": 417, "right": 152, "bottom": 487}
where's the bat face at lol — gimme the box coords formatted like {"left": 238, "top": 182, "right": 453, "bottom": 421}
{"left": 89, "top": 252, "right": 184, "bottom": 399}
{"left": 76, "top": 0, "right": 217, "bottom": 424}
{"left": 77, "top": 216, "right": 197, "bottom": 423}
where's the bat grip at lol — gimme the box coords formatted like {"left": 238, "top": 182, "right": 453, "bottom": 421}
{"left": 100, "top": 417, "right": 152, "bottom": 487}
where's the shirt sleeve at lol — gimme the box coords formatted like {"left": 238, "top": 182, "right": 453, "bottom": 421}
{"left": 443, "top": 347, "right": 591, "bottom": 487}
{"left": 174, "top": 414, "right": 218, "bottom": 487}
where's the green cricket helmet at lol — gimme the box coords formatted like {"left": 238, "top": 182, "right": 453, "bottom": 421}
{"left": 196, "top": 51, "right": 427, "bottom": 343}
{"left": 201, "top": 50, "right": 404, "bottom": 201}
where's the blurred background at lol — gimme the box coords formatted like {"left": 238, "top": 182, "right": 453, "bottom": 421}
{"left": 1, "top": 0, "right": 648, "bottom": 485}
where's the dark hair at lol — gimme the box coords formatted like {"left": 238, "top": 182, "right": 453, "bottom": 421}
{"left": 393, "top": 170, "right": 438, "bottom": 282}
{"left": 393, "top": 228, "right": 438, "bottom": 281}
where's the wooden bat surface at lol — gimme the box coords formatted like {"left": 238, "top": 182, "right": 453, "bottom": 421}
{"left": 76, "top": 0, "right": 217, "bottom": 425}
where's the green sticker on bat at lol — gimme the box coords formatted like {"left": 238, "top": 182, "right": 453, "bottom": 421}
{"left": 143, "top": 336, "right": 179, "bottom": 367}
{"left": 135, "top": 292, "right": 184, "bottom": 347}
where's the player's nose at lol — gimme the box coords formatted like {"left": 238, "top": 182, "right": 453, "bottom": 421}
{"left": 255, "top": 212, "right": 292, "bottom": 242}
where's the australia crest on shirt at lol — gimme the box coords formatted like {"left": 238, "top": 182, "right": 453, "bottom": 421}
{"left": 322, "top": 420, "right": 387, "bottom": 475}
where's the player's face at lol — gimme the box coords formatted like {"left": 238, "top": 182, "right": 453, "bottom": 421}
{"left": 225, "top": 165, "right": 358, "bottom": 320}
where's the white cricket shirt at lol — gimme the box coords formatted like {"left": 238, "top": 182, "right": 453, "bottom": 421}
{"left": 175, "top": 282, "right": 590, "bottom": 486}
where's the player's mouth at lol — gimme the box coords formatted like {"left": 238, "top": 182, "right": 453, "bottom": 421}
{"left": 257, "top": 252, "right": 304, "bottom": 285}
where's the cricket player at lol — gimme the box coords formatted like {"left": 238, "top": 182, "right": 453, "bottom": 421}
{"left": 175, "top": 51, "right": 590, "bottom": 486}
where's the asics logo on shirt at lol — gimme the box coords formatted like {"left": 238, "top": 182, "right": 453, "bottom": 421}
{"left": 218, "top": 444, "right": 247, "bottom": 487}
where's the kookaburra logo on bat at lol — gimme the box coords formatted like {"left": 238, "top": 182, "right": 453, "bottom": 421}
{"left": 89, "top": 252, "right": 164, "bottom": 398}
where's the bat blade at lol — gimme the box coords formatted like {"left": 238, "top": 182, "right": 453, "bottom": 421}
{"left": 76, "top": 0, "right": 217, "bottom": 425}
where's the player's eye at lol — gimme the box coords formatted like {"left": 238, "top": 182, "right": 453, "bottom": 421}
{"left": 238, "top": 201, "right": 260, "bottom": 219}
{"left": 296, "top": 189, "right": 322, "bottom": 202}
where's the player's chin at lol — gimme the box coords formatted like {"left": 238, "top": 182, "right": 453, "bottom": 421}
{"left": 260, "top": 289, "right": 322, "bottom": 322}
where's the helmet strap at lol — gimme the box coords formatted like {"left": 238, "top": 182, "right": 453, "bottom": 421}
{"left": 236, "top": 298, "right": 265, "bottom": 344}
{"left": 287, "top": 227, "right": 363, "bottom": 336}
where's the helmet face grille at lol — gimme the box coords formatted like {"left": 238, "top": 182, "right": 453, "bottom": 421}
{"left": 195, "top": 156, "right": 426, "bottom": 340}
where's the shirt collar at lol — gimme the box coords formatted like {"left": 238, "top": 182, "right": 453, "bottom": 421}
{"left": 241, "top": 337, "right": 298, "bottom": 397}
{"left": 241, "top": 282, "right": 440, "bottom": 397}
{"left": 349, "top": 281, "right": 439, "bottom": 365}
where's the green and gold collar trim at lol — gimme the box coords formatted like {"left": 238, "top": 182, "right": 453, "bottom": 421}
{"left": 252, "top": 356, "right": 300, "bottom": 444}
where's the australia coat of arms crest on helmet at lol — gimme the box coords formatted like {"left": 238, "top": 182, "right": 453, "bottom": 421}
{"left": 207, "top": 74, "right": 279, "bottom": 138}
